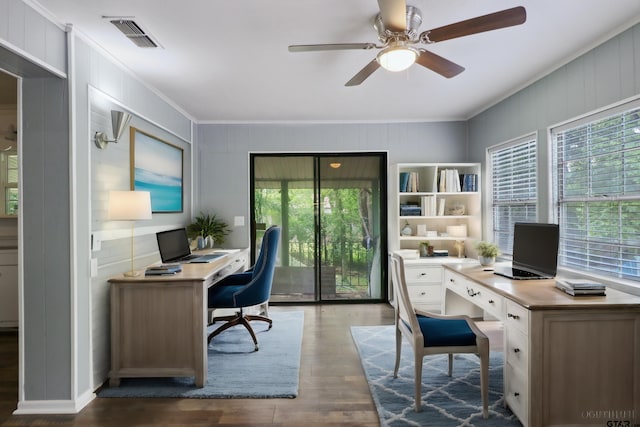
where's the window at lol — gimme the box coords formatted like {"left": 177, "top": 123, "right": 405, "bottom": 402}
{"left": 552, "top": 99, "right": 640, "bottom": 281}
{"left": 488, "top": 135, "right": 537, "bottom": 254}
{"left": 1, "top": 151, "right": 17, "bottom": 216}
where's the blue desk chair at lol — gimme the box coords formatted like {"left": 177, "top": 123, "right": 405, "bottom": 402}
{"left": 389, "top": 252, "right": 489, "bottom": 417}
{"left": 207, "top": 226, "right": 281, "bottom": 351}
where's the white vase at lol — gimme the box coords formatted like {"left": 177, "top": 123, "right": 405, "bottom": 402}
{"left": 478, "top": 256, "right": 495, "bottom": 266}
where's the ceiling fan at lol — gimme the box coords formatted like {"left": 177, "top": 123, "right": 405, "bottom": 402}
{"left": 288, "top": 0, "right": 526, "bottom": 86}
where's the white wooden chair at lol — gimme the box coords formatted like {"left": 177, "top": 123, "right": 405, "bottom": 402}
{"left": 389, "top": 252, "right": 489, "bottom": 417}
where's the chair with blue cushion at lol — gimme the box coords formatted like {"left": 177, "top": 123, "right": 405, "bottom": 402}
{"left": 207, "top": 226, "right": 281, "bottom": 351}
{"left": 389, "top": 252, "right": 489, "bottom": 416}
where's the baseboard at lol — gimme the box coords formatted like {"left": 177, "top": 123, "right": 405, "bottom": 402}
{"left": 13, "top": 390, "right": 95, "bottom": 414}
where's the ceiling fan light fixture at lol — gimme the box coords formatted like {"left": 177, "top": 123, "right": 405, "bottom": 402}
{"left": 377, "top": 46, "right": 418, "bottom": 72}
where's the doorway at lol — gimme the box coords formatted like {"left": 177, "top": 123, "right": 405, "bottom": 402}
{"left": 251, "top": 153, "right": 387, "bottom": 303}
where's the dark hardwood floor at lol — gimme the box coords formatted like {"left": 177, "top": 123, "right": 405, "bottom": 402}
{"left": 0, "top": 304, "right": 395, "bottom": 427}
{"left": 0, "top": 304, "right": 503, "bottom": 427}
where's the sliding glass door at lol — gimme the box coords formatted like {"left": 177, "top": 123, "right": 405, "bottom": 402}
{"left": 251, "top": 153, "right": 387, "bottom": 302}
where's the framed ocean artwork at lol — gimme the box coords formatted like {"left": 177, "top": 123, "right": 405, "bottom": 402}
{"left": 130, "top": 128, "right": 183, "bottom": 213}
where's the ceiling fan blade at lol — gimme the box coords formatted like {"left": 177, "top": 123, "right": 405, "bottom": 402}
{"left": 415, "top": 49, "right": 465, "bottom": 78}
{"left": 345, "top": 59, "right": 381, "bottom": 87}
{"left": 377, "top": 0, "right": 407, "bottom": 33}
{"left": 420, "top": 6, "right": 526, "bottom": 43}
{"left": 288, "top": 43, "right": 377, "bottom": 52}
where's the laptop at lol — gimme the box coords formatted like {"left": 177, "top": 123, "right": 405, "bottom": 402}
{"left": 493, "top": 223, "right": 560, "bottom": 280}
{"left": 156, "top": 228, "right": 224, "bottom": 263}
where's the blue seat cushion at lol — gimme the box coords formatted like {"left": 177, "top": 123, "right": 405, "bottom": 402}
{"left": 208, "top": 284, "right": 245, "bottom": 308}
{"left": 408, "top": 315, "right": 477, "bottom": 347}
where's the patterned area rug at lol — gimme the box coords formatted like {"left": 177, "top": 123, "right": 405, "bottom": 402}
{"left": 98, "top": 310, "right": 303, "bottom": 398}
{"left": 351, "top": 325, "right": 523, "bottom": 427}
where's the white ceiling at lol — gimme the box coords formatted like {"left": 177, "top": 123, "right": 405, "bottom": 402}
{"left": 33, "top": 0, "right": 640, "bottom": 123}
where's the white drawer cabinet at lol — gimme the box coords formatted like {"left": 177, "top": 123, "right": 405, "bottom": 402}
{"left": 0, "top": 249, "right": 18, "bottom": 327}
{"left": 504, "top": 299, "right": 530, "bottom": 425}
{"left": 404, "top": 263, "right": 443, "bottom": 312}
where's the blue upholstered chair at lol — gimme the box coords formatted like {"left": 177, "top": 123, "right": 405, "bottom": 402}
{"left": 207, "top": 226, "right": 281, "bottom": 351}
{"left": 389, "top": 252, "right": 489, "bottom": 416}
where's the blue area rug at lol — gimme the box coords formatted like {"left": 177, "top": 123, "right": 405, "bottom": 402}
{"left": 98, "top": 310, "right": 303, "bottom": 398}
{"left": 351, "top": 325, "right": 523, "bottom": 427}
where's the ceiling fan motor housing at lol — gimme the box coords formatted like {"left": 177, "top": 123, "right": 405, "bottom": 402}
{"left": 373, "top": 5, "right": 422, "bottom": 43}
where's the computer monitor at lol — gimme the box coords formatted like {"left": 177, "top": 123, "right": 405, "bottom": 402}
{"left": 512, "top": 222, "right": 560, "bottom": 277}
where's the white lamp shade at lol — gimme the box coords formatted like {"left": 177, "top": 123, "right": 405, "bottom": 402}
{"left": 108, "top": 191, "right": 152, "bottom": 221}
{"left": 377, "top": 47, "right": 418, "bottom": 72}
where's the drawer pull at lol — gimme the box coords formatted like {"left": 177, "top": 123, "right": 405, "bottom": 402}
{"left": 514, "top": 392, "right": 520, "bottom": 397}
{"left": 449, "top": 278, "right": 455, "bottom": 283}
{"left": 507, "top": 313, "right": 520, "bottom": 320}
{"left": 513, "top": 348, "right": 520, "bottom": 353}
{"left": 488, "top": 299, "right": 495, "bottom": 304}
{"left": 467, "top": 287, "right": 480, "bottom": 297}
{"left": 420, "top": 272, "right": 427, "bottom": 276}
{"left": 420, "top": 292, "right": 426, "bottom": 296}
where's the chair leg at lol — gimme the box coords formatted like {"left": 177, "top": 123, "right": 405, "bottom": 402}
{"left": 244, "top": 314, "right": 273, "bottom": 330}
{"left": 448, "top": 353, "right": 453, "bottom": 377}
{"left": 479, "top": 346, "right": 489, "bottom": 419}
{"left": 238, "top": 315, "right": 259, "bottom": 351}
{"left": 207, "top": 310, "right": 266, "bottom": 352}
{"left": 207, "top": 314, "right": 242, "bottom": 343}
{"left": 393, "top": 326, "right": 402, "bottom": 378}
{"left": 414, "top": 351, "right": 423, "bottom": 412}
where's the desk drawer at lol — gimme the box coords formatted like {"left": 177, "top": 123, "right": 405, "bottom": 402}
{"left": 404, "top": 265, "right": 442, "bottom": 283}
{"left": 505, "top": 300, "right": 529, "bottom": 334}
{"left": 505, "top": 362, "right": 529, "bottom": 425}
{"left": 505, "top": 327, "right": 528, "bottom": 373}
{"left": 465, "top": 283, "right": 504, "bottom": 319}
{"left": 407, "top": 283, "right": 441, "bottom": 304}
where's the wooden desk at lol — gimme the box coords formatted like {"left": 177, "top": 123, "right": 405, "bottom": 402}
{"left": 443, "top": 263, "right": 640, "bottom": 427}
{"left": 108, "top": 248, "right": 249, "bottom": 387}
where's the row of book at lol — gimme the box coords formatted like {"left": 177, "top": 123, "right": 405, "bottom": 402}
{"left": 399, "top": 170, "right": 478, "bottom": 193}
{"left": 399, "top": 171, "right": 420, "bottom": 192}
{"left": 400, "top": 196, "right": 446, "bottom": 216}
{"left": 439, "top": 170, "right": 479, "bottom": 192}
{"left": 145, "top": 264, "right": 183, "bottom": 276}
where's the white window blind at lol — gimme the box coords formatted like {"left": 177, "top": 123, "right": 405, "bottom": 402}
{"left": 552, "top": 100, "right": 640, "bottom": 281}
{"left": 489, "top": 136, "right": 537, "bottom": 254}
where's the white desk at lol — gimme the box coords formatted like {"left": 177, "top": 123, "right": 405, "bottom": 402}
{"left": 443, "top": 263, "right": 640, "bottom": 427}
{"left": 108, "top": 248, "right": 249, "bottom": 387}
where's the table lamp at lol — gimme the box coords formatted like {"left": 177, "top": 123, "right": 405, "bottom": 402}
{"left": 108, "top": 190, "right": 152, "bottom": 277}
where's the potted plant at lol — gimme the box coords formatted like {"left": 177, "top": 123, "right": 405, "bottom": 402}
{"left": 475, "top": 241, "right": 499, "bottom": 266}
{"left": 187, "top": 212, "right": 230, "bottom": 248}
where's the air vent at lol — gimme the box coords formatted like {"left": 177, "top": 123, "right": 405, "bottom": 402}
{"left": 110, "top": 19, "right": 158, "bottom": 48}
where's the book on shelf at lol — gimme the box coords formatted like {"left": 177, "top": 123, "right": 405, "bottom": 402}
{"left": 438, "top": 169, "right": 461, "bottom": 192}
{"left": 420, "top": 195, "right": 436, "bottom": 216}
{"left": 400, "top": 203, "right": 422, "bottom": 216}
{"left": 400, "top": 171, "right": 420, "bottom": 192}
{"left": 437, "top": 198, "right": 446, "bottom": 216}
{"left": 555, "top": 279, "right": 606, "bottom": 296}
{"left": 460, "top": 174, "right": 478, "bottom": 192}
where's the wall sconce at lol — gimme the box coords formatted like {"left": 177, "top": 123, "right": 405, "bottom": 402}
{"left": 94, "top": 110, "right": 132, "bottom": 149}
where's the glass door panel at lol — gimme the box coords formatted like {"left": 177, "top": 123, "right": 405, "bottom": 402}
{"left": 318, "top": 156, "right": 384, "bottom": 300}
{"left": 251, "top": 154, "right": 386, "bottom": 302}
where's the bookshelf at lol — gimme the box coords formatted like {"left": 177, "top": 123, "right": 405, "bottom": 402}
{"left": 390, "top": 163, "right": 481, "bottom": 311}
